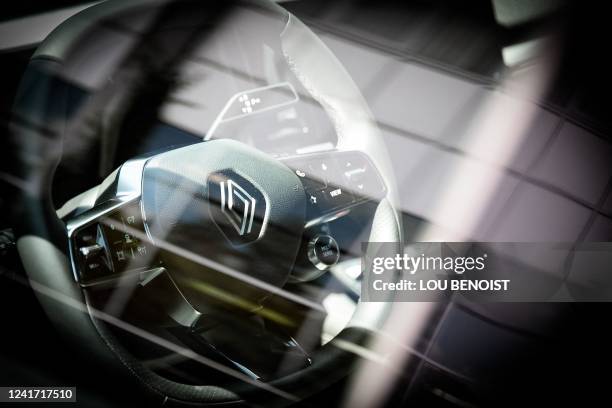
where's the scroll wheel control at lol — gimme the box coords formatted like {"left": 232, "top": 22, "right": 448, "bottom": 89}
{"left": 80, "top": 244, "right": 103, "bottom": 259}
{"left": 308, "top": 235, "right": 340, "bottom": 270}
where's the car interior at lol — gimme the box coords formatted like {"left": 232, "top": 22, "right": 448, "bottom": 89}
{"left": 1, "top": 1, "right": 612, "bottom": 407}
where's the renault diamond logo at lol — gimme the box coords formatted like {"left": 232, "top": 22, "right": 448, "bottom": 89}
{"left": 220, "top": 179, "right": 256, "bottom": 236}
{"left": 208, "top": 170, "right": 267, "bottom": 245}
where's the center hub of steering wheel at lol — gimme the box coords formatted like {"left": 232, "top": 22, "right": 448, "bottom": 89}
{"left": 140, "top": 139, "right": 306, "bottom": 310}
{"left": 208, "top": 169, "right": 268, "bottom": 246}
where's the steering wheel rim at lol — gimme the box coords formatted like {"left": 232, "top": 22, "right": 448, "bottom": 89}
{"left": 11, "top": 0, "right": 402, "bottom": 405}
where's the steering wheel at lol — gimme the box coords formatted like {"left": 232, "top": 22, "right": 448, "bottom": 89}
{"left": 11, "top": 0, "right": 401, "bottom": 405}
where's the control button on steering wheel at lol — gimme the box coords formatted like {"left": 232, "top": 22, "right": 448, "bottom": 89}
{"left": 307, "top": 234, "right": 340, "bottom": 270}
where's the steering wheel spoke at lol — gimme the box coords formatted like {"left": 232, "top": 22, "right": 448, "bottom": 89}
{"left": 281, "top": 150, "right": 387, "bottom": 229}
{"left": 66, "top": 195, "right": 161, "bottom": 287}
